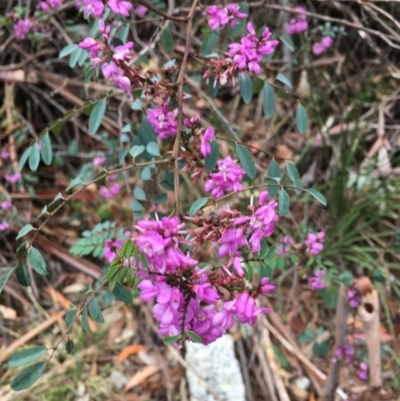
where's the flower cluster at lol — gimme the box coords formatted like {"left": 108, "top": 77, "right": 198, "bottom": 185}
{"left": 308, "top": 269, "right": 330, "bottom": 290}
{"left": 129, "top": 193, "right": 278, "bottom": 345}
{"left": 13, "top": 19, "right": 35, "bottom": 40}
{"left": 305, "top": 231, "right": 325, "bottom": 255}
{"left": 204, "top": 157, "right": 245, "bottom": 199}
{"left": 347, "top": 283, "right": 361, "bottom": 308}
{"left": 147, "top": 104, "right": 178, "bottom": 140}
{"left": 333, "top": 343, "right": 355, "bottom": 364}
{"left": 104, "top": 239, "right": 123, "bottom": 262}
{"left": 227, "top": 23, "right": 279, "bottom": 74}
{"left": 38, "top": 0, "right": 62, "bottom": 12}
{"left": 207, "top": 3, "right": 247, "bottom": 31}
{"left": 286, "top": 7, "right": 308, "bottom": 34}
{"left": 313, "top": 36, "right": 334, "bottom": 56}
{"left": 357, "top": 362, "right": 369, "bottom": 381}
{"left": 99, "top": 177, "right": 121, "bottom": 199}
{"left": 81, "top": 0, "right": 132, "bottom": 19}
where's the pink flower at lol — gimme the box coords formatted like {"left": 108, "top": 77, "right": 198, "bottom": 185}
{"left": 347, "top": 284, "right": 361, "bottom": 308}
{"left": 308, "top": 270, "right": 330, "bottom": 290}
{"left": 134, "top": 5, "right": 147, "bottom": 16}
{"left": 107, "top": 0, "right": 132, "bottom": 16}
{"left": 93, "top": 155, "right": 106, "bottom": 166}
{"left": 357, "top": 362, "right": 369, "bottom": 381}
{"left": 260, "top": 277, "right": 275, "bottom": 293}
{"left": 0, "top": 221, "right": 10, "bottom": 231}
{"left": 218, "top": 228, "right": 247, "bottom": 258}
{"left": 207, "top": 3, "right": 247, "bottom": 31}
{"left": 5, "top": 172, "right": 22, "bottom": 183}
{"left": 305, "top": 231, "right": 325, "bottom": 255}
{"left": 138, "top": 280, "right": 159, "bottom": 301}
{"left": 201, "top": 127, "right": 215, "bottom": 157}
{"left": 0, "top": 201, "right": 12, "bottom": 210}
{"left": 277, "top": 235, "right": 294, "bottom": 256}
{"left": 313, "top": 36, "right": 334, "bottom": 56}
{"left": 79, "top": 37, "right": 102, "bottom": 57}
{"left": 0, "top": 150, "right": 10, "bottom": 159}
{"left": 233, "top": 257, "right": 244, "bottom": 277}
{"left": 14, "top": 19, "right": 33, "bottom": 40}
{"left": 183, "top": 114, "right": 200, "bottom": 129}
{"left": 193, "top": 283, "right": 219, "bottom": 304}
{"left": 205, "top": 156, "right": 245, "bottom": 198}
{"left": 102, "top": 62, "right": 132, "bottom": 96}
{"left": 286, "top": 7, "right": 308, "bottom": 34}
{"left": 227, "top": 23, "right": 279, "bottom": 73}
{"left": 112, "top": 41, "right": 134, "bottom": 61}
{"left": 147, "top": 104, "right": 178, "bottom": 140}
{"left": 104, "top": 239, "right": 123, "bottom": 262}
{"left": 38, "top": 0, "right": 62, "bottom": 12}
{"left": 99, "top": 181, "right": 121, "bottom": 199}
{"left": 82, "top": 0, "right": 104, "bottom": 18}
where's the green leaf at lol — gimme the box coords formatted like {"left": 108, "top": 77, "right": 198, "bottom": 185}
{"left": 154, "top": 193, "right": 167, "bottom": 204}
{"left": 189, "top": 197, "right": 208, "bottom": 216}
{"left": 16, "top": 224, "right": 35, "bottom": 240}
{"left": 267, "top": 160, "right": 281, "bottom": 198}
{"left": 69, "top": 47, "right": 82, "bottom": 68}
{"left": 141, "top": 166, "right": 152, "bottom": 181}
{"left": 236, "top": 144, "right": 256, "bottom": 179}
{"left": 164, "top": 335, "right": 181, "bottom": 345}
{"left": 200, "top": 30, "right": 219, "bottom": 56}
{"left": 88, "top": 297, "right": 104, "bottom": 323}
{"left": 16, "top": 264, "right": 31, "bottom": 287}
{"left": 51, "top": 120, "right": 63, "bottom": 135}
{"left": 134, "top": 187, "right": 146, "bottom": 201}
{"left": 204, "top": 141, "right": 219, "bottom": 172}
{"left": 140, "top": 253, "right": 149, "bottom": 270}
{"left": 286, "top": 163, "right": 302, "bottom": 195}
{"left": 129, "top": 145, "right": 145, "bottom": 158}
{"left": 130, "top": 200, "right": 144, "bottom": 212}
{"left": 59, "top": 44, "right": 78, "bottom": 58}
{"left": 296, "top": 103, "right": 308, "bottom": 134}
{"left": 279, "top": 34, "right": 295, "bottom": 52}
{"left": 89, "top": 99, "right": 107, "bottom": 135}
{"left": 28, "top": 143, "right": 40, "bottom": 172}
{"left": 19, "top": 147, "right": 31, "bottom": 170}
{"left": 28, "top": 247, "right": 47, "bottom": 275}
{"left": 306, "top": 189, "right": 327, "bottom": 206}
{"left": 9, "top": 347, "right": 47, "bottom": 367}
{"left": 121, "top": 239, "right": 134, "bottom": 258}
{"left": 185, "top": 330, "right": 202, "bottom": 343}
{"left": 161, "top": 28, "right": 174, "bottom": 52}
{"left": 146, "top": 141, "right": 160, "bottom": 157}
{"left": 262, "top": 83, "right": 275, "bottom": 119}
{"left": 65, "top": 306, "right": 77, "bottom": 330}
{"left": 0, "top": 268, "right": 14, "bottom": 293}
{"left": 238, "top": 72, "right": 253, "bottom": 104}
{"left": 278, "top": 189, "right": 290, "bottom": 216}
{"left": 252, "top": 78, "right": 265, "bottom": 94}
{"left": 40, "top": 134, "right": 52, "bottom": 165}
{"left": 276, "top": 72, "right": 292, "bottom": 88}
{"left": 10, "top": 361, "right": 47, "bottom": 391}
{"left": 112, "top": 283, "right": 133, "bottom": 304}
{"left": 65, "top": 176, "right": 83, "bottom": 192}
{"left": 81, "top": 309, "right": 91, "bottom": 333}
{"left": 65, "top": 340, "right": 75, "bottom": 354}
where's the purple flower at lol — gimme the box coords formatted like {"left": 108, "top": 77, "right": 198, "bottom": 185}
{"left": 218, "top": 228, "right": 247, "bottom": 258}
{"left": 277, "top": 235, "right": 294, "bottom": 256}
{"left": 107, "top": 0, "right": 132, "bottom": 16}
{"left": 313, "top": 36, "right": 334, "bottom": 56}
{"left": 104, "top": 239, "right": 123, "bottom": 262}
{"left": 233, "top": 257, "right": 245, "bottom": 277}
{"left": 213, "top": 301, "right": 236, "bottom": 331}
{"left": 235, "top": 291, "right": 269, "bottom": 325}
{"left": 227, "top": 23, "right": 279, "bottom": 74}
{"left": 134, "top": 5, "right": 147, "bottom": 16}
{"left": 99, "top": 181, "right": 121, "bottom": 199}
{"left": 357, "top": 362, "right": 369, "bottom": 381}
{"left": 334, "top": 343, "right": 355, "bottom": 364}
{"left": 193, "top": 283, "right": 219, "bottom": 304}
{"left": 308, "top": 269, "right": 330, "bottom": 290}
{"left": 347, "top": 285, "right": 361, "bottom": 308}
{"left": 79, "top": 37, "right": 102, "bottom": 57}
{"left": 112, "top": 41, "right": 134, "bottom": 61}
{"left": 260, "top": 277, "right": 275, "bottom": 294}
{"left": 205, "top": 156, "right": 245, "bottom": 198}
{"left": 0, "top": 221, "right": 10, "bottom": 232}
{"left": 82, "top": 0, "right": 104, "bottom": 18}
{"left": 286, "top": 7, "right": 308, "bottom": 34}
{"left": 38, "top": 0, "right": 62, "bottom": 12}
{"left": 138, "top": 280, "right": 159, "bottom": 302}
{"left": 0, "top": 150, "right": 10, "bottom": 159}
{"left": 5, "top": 172, "right": 22, "bottom": 183}
{"left": 207, "top": 4, "right": 247, "bottom": 31}
{"left": 93, "top": 155, "right": 106, "bottom": 166}
{"left": 14, "top": 19, "right": 33, "bottom": 40}
{"left": 0, "top": 201, "right": 12, "bottom": 210}
{"left": 147, "top": 104, "right": 178, "bottom": 140}
{"left": 102, "top": 62, "right": 132, "bottom": 96}
{"left": 305, "top": 231, "right": 325, "bottom": 255}
{"left": 201, "top": 127, "right": 215, "bottom": 157}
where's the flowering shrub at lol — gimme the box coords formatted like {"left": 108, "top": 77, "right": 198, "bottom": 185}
{"left": 0, "top": 0, "right": 372, "bottom": 394}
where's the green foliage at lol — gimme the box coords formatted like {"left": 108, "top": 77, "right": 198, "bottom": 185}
{"left": 9, "top": 347, "right": 47, "bottom": 367}
{"left": 28, "top": 247, "right": 47, "bottom": 275}
{"left": 204, "top": 141, "right": 219, "bottom": 172}
{"left": 89, "top": 99, "right": 107, "bottom": 135}
{"left": 238, "top": 72, "right": 253, "bottom": 104}
{"left": 262, "top": 83, "right": 275, "bottom": 119}
{"left": 10, "top": 362, "right": 47, "bottom": 391}
{"left": 69, "top": 221, "right": 117, "bottom": 258}
{"left": 296, "top": 103, "right": 308, "bottom": 134}
{"left": 236, "top": 144, "right": 256, "bottom": 179}
{"left": 189, "top": 197, "right": 208, "bottom": 216}
{"left": 201, "top": 30, "right": 219, "bottom": 56}
{"left": 88, "top": 297, "right": 104, "bottom": 324}
{"left": 0, "top": 268, "right": 14, "bottom": 293}
{"left": 161, "top": 28, "right": 174, "bottom": 52}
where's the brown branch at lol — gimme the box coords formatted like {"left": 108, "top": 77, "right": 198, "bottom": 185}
{"left": 171, "top": 0, "right": 199, "bottom": 216}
